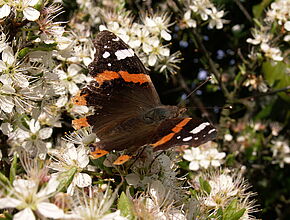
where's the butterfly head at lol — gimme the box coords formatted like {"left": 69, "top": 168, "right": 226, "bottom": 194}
{"left": 143, "top": 105, "right": 186, "bottom": 124}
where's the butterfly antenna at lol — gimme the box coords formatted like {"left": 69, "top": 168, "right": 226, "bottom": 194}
{"left": 178, "top": 76, "right": 212, "bottom": 107}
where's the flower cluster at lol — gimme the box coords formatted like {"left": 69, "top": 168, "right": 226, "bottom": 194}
{"left": 182, "top": 0, "right": 227, "bottom": 29}
{"left": 0, "top": 0, "right": 40, "bottom": 21}
{"left": 97, "top": 11, "right": 181, "bottom": 75}
{"left": 271, "top": 139, "right": 290, "bottom": 168}
{"left": 247, "top": 0, "right": 290, "bottom": 61}
{"left": 183, "top": 142, "right": 226, "bottom": 171}
{"left": 189, "top": 171, "right": 257, "bottom": 220}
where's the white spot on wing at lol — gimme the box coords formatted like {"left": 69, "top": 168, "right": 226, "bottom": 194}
{"left": 183, "top": 136, "right": 193, "bottom": 141}
{"left": 104, "top": 45, "right": 109, "bottom": 49}
{"left": 177, "top": 136, "right": 181, "bottom": 139}
{"left": 115, "top": 49, "right": 134, "bottom": 60}
{"left": 102, "top": 51, "right": 110, "bottom": 58}
{"left": 194, "top": 137, "right": 198, "bottom": 140}
{"left": 108, "top": 63, "right": 111, "bottom": 66}
{"left": 208, "top": 129, "right": 216, "bottom": 134}
{"left": 112, "top": 37, "right": 120, "bottom": 41}
{"left": 189, "top": 122, "right": 210, "bottom": 134}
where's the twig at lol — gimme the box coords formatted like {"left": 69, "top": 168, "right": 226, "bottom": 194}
{"left": 234, "top": 0, "right": 252, "bottom": 23}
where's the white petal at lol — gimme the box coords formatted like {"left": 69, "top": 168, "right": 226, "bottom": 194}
{"left": 148, "top": 54, "right": 157, "bottom": 66}
{"left": 161, "top": 30, "right": 171, "bottom": 41}
{"left": 0, "top": 60, "right": 6, "bottom": 71}
{"left": 14, "top": 73, "right": 29, "bottom": 88}
{"left": 37, "top": 202, "right": 65, "bottom": 219}
{"left": 0, "top": 96, "right": 14, "bottom": 113}
{"left": 67, "top": 145, "right": 78, "bottom": 161}
{"left": 100, "top": 210, "right": 128, "bottom": 220}
{"left": 2, "top": 84, "right": 15, "bottom": 93}
{"left": 189, "top": 161, "right": 199, "bottom": 171}
{"left": 142, "top": 43, "right": 152, "bottom": 54}
{"left": 29, "top": 119, "right": 40, "bottom": 133}
{"left": 285, "top": 21, "right": 290, "bottom": 31}
{"left": 23, "top": 7, "right": 40, "bottom": 21}
{"left": 0, "top": 197, "right": 21, "bottom": 209}
{"left": 0, "top": 5, "right": 11, "bottom": 19}
{"left": 67, "top": 64, "right": 81, "bottom": 76}
{"left": 200, "top": 160, "right": 210, "bottom": 169}
{"left": 14, "top": 208, "right": 35, "bottom": 220}
{"left": 159, "top": 48, "right": 170, "bottom": 56}
{"left": 67, "top": 182, "right": 75, "bottom": 196}
{"left": 68, "top": 82, "right": 79, "bottom": 95}
{"left": 55, "top": 95, "right": 68, "bottom": 107}
{"left": 37, "top": 177, "right": 59, "bottom": 198}
{"left": 39, "top": 127, "right": 53, "bottom": 139}
{"left": 76, "top": 147, "right": 89, "bottom": 168}
{"left": 0, "top": 122, "right": 13, "bottom": 135}
{"left": 27, "top": 0, "right": 39, "bottom": 6}
{"left": 75, "top": 173, "right": 92, "bottom": 188}
{"left": 149, "top": 180, "right": 165, "bottom": 204}
{"left": 211, "top": 160, "right": 221, "bottom": 167}
{"left": 2, "top": 47, "right": 14, "bottom": 64}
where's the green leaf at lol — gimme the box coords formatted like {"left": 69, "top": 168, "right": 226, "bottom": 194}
{"left": 9, "top": 153, "right": 17, "bottom": 184}
{"left": 262, "top": 61, "right": 290, "bottom": 102}
{"left": 199, "top": 177, "right": 211, "bottom": 194}
{"left": 0, "top": 171, "right": 10, "bottom": 186}
{"left": 18, "top": 48, "right": 30, "bottom": 59}
{"left": 117, "top": 192, "right": 135, "bottom": 220}
{"left": 224, "top": 199, "right": 246, "bottom": 220}
{"left": 57, "top": 167, "right": 77, "bottom": 192}
{"left": 252, "top": 0, "right": 273, "bottom": 18}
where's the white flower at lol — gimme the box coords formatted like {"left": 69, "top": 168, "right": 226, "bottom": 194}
{"left": 14, "top": 0, "right": 41, "bottom": 21}
{"left": 189, "top": 0, "right": 212, "bottom": 21}
{"left": 260, "top": 43, "right": 283, "bottom": 61}
{"left": 0, "top": 75, "right": 15, "bottom": 113}
{"left": 66, "top": 186, "right": 125, "bottom": 219}
{"left": 208, "top": 8, "right": 225, "bottom": 29}
{"left": 183, "top": 143, "right": 226, "bottom": 171}
{"left": 8, "top": 118, "right": 52, "bottom": 159}
{"left": 183, "top": 147, "right": 205, "bottom": 171}
{"left": 143, "top": 14, "right": 172, "bottom": 41}
{"left": 0, "top": 4, "right": 11, "bottom": 19}
{"left": 0, "top": 177, "right": 64, "bottom": 219}
{"left": 0, "top": 46, "right": 30, "bottom": 88}
{"left": 49, "top": 144, "right": 91, "bottom": 195}
{"left": 55, "top": 64, "right": 86, "bottom": 95}
{"left": 271, "top": 139, "right": 290, "bottom": 168}
{"left": 183, "top": 10, "right": 197, "bottom": 28}
{"left": 143, "top": 38, "right": 170, "bottom": 66}
{"left": 204, "top": 174, "right": 240, "bottom": 207}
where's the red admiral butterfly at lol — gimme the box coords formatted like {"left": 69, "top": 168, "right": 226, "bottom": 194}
{"left": 72, "top": 30, "right": 217, "bottom": 165}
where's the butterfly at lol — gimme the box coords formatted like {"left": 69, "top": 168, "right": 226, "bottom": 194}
{"left": 72, "top": 30, "right": 217, "bottom": 165}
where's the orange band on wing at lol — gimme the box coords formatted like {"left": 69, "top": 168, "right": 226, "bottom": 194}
{"left": 113, "top": 155, "right": 132, "bottom": 165}
{"left": 95, "top": 70, "right": 120, "bottom": 85}
{"left": 72, "top": 117, "right": 90, "bottom": 130}
{"left": 151, "top": 133, "right": 175, "bottom": 147}
{"left": 91, "top": 148, "right": 109, "bottom": 159}
{"left": 72, "top": 93, "right": 87, "bottom": 106}
{"left": 171, "top": 118, "right": 192, "bottom": 133}
{"left": 119, "top": 71, "right": 150, "bottom": 84}
{"left": 152, "top": 118, "right": 192, "bottom": 148}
